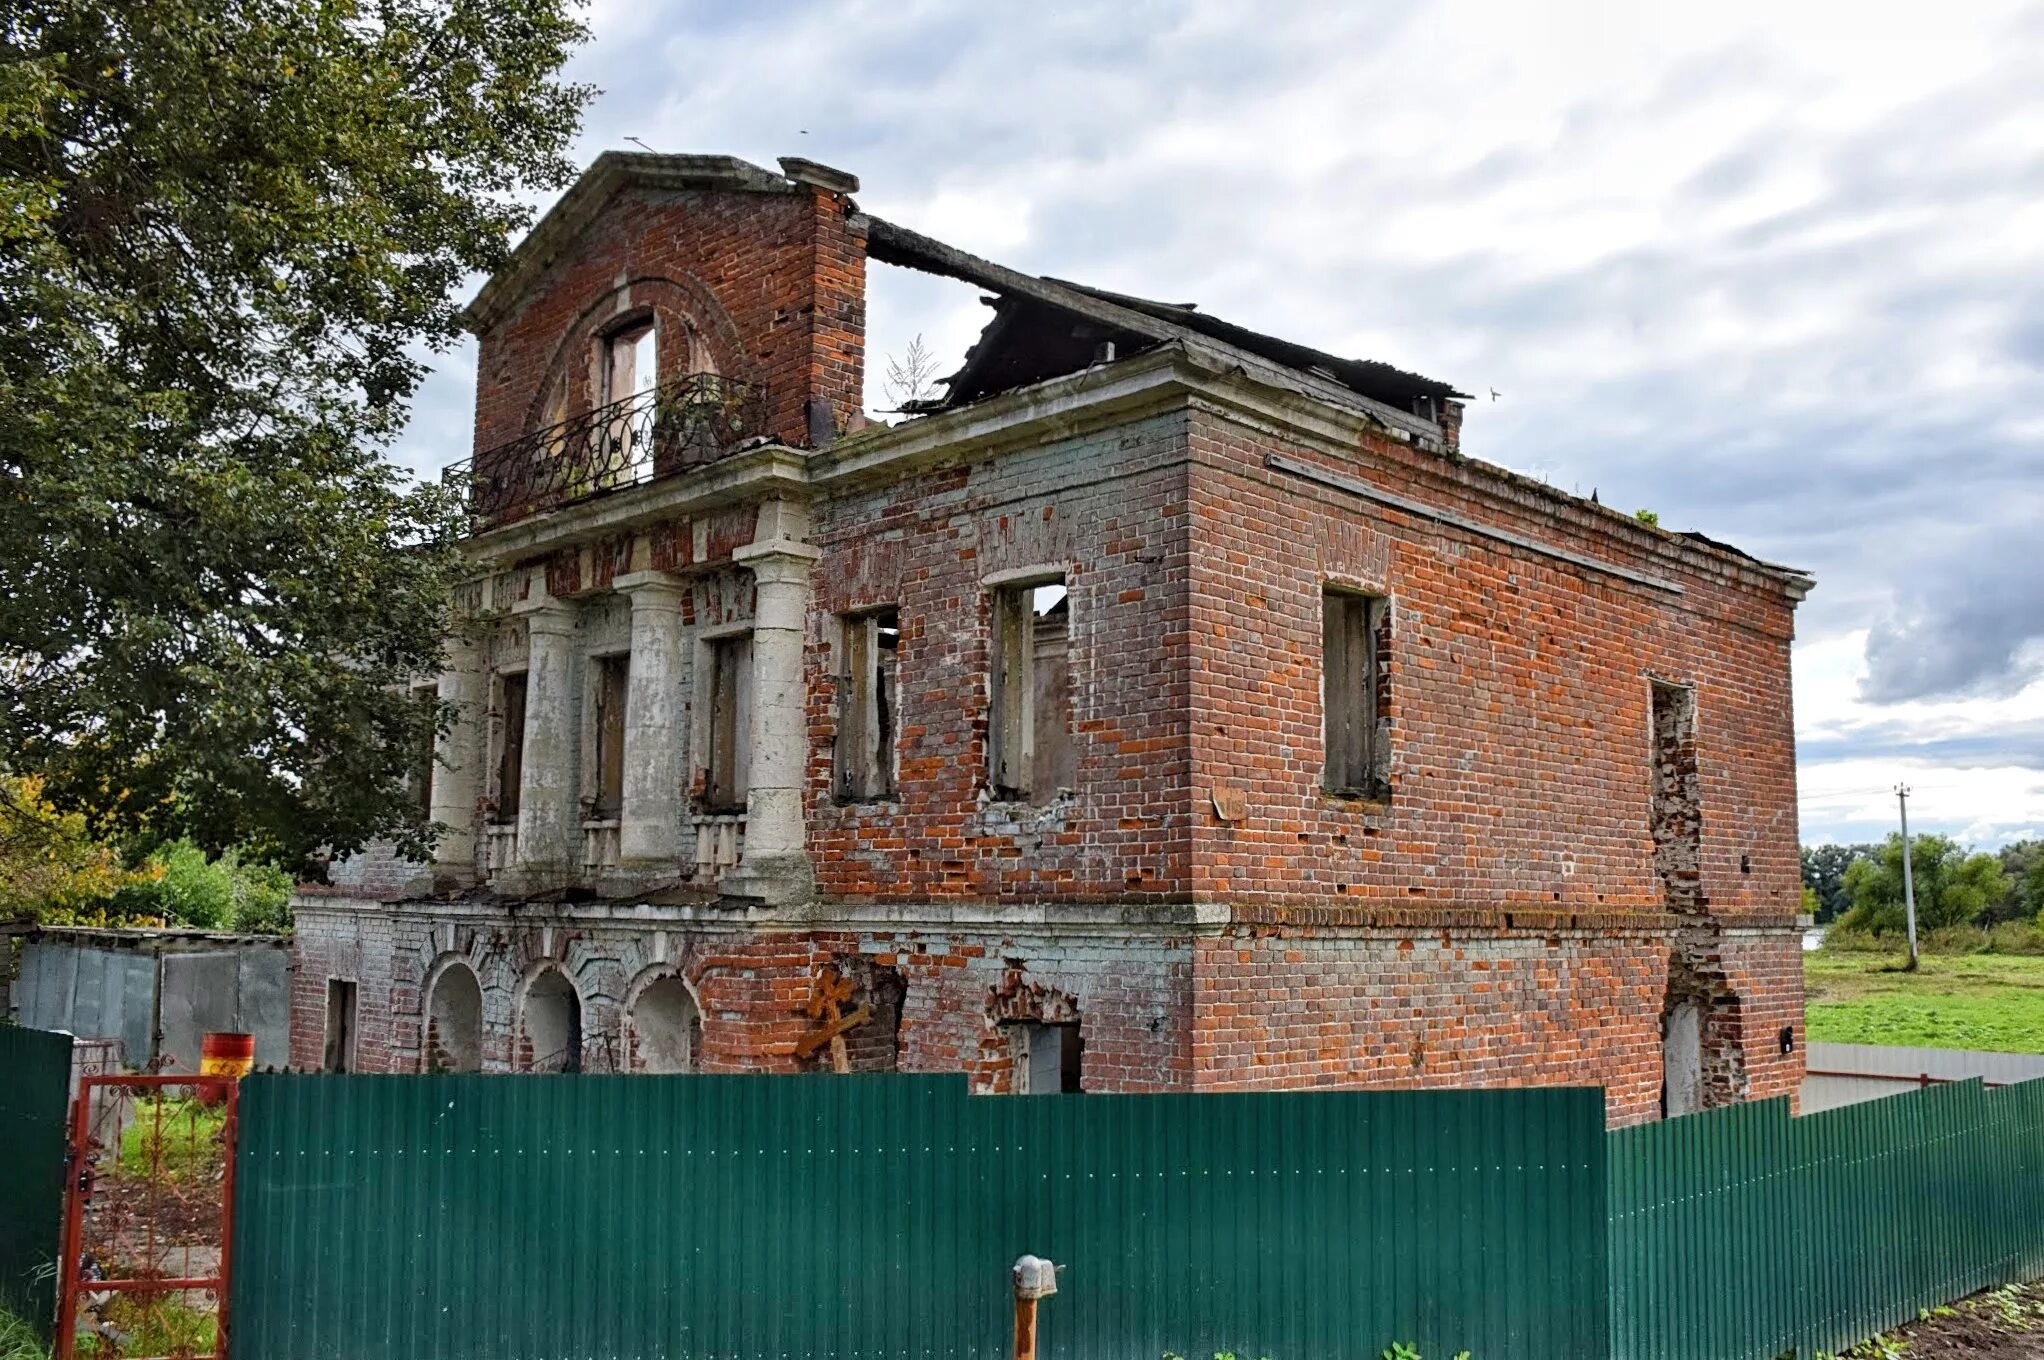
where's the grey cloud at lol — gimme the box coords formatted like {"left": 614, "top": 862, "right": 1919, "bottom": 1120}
{"left": 1862, "top": 552, "right": 2044, "bottom": 703}
{"left": 1799, "top": 725, "right": 2044, "bottom": 774}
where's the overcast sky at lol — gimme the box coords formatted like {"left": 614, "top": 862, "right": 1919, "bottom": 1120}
{"left": 396, "top": 0, "right": 2044, "bottom": 850}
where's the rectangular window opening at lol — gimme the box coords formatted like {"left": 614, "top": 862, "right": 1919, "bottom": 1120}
{"left": 494, "top": 672, "right": 528, "bottom": 823}
{"left": 990, "top": 580, "right": 1073, "bottom": 803}
{"left": 705, "top": 634, "right": 753, "bottom": 814}
{"left": 1007, "top": 1021, "right": 1083, "bottom": 1095}
{"left": 602, "top": 321, "right": 658, "bottom": 483}
{"left": 1322, "top": 589, "right": 1391, "bottom": 800}
{"left": 323, "top": 979, "right": 357, "bottom": 1074}
{"left": 591, "top": 654, "right": 630, "bottom": 819}
{"left": 836, "top": 609, "right": 900, "bottom": 802}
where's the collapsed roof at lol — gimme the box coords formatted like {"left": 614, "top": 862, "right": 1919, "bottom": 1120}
{"left": 863, "top": 218, "right": 1467, "bottom": 426}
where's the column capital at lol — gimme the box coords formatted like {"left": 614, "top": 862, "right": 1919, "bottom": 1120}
{"left": 510, "top": 595, "right": 577, "bottom": 637}
{"left": 733, "top": 538, "right": 823, "bottom": 585}
{"left": 612, "top": 570, "right": 689, "bottom": 608}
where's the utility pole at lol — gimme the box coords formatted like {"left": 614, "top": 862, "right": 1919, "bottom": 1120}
{"left": 1897, "top": 783, "right": 1920, "bottom": 972}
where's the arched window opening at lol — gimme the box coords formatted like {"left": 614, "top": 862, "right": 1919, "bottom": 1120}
{"left": 425, "top": 962, "right": 483, "bottom": 1074}
{"left": 521, "top": 967, "right": 583, "bottom": 1073}
{"left": 628, "top": 975, "right": 701, "bottom": 1074}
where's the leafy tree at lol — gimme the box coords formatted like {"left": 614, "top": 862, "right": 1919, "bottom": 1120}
{"left": 1992, "top": 839, "right": 2044, "bottom": 924}
{"left": 0, "top": 772, "right": 141, "bottom": 918}
{"left": 0, "top": 0, "right": 590, "bottom": 871}
{"left": 1801, "top": 843, "right": 1876, "bottom": 922}
{"left": 1837, "top": 833, "right": 2009, "bottom": 936}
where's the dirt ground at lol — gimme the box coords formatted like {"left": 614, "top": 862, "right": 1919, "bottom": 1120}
{"left": 1851, "top": 1279, "right": 2044, "bottom": 1357}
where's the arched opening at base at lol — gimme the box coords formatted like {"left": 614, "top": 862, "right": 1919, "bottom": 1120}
{"left": 425, "top": 961, "right": 483, "bottom": 1073}
{"left": 520, "top": 966, "right": 583, "bottom": 1073}
{"left": 628, "top": 975, "right": 701, "bottom": 1073}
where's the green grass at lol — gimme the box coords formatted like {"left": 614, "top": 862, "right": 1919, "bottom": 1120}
{"left": 73, "top": 1294, "right": 215, "bottom": 1359}
{"left": 115, "top": 1097, "right": 226, "bottom": 1183}
{"left": 1806, "top": 950, "right": 2044, "bottom": 1053}
{"left": 0, "top": 1309, "right": 49, "bottom": 1360}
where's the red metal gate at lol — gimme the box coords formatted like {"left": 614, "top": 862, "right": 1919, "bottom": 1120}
{"left": 56, "top": 1075, "right": 237, "bottom": 1360}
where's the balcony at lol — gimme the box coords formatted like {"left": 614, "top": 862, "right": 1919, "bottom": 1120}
{"left": 445, "top": 374, "right": 768, "bottom": 531}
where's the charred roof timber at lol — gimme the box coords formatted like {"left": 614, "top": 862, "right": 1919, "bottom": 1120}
{"left": 863, "top": 216, "right": 1466, "bottom": 424}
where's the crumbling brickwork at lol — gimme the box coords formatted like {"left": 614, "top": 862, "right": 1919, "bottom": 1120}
{"left": 292, "top": 151, "right": 1809, "bottom": 1127}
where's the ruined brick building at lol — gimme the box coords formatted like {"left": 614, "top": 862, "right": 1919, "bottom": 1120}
{"left": 291, "top": 152, "right": 1814, "bottom": 1124}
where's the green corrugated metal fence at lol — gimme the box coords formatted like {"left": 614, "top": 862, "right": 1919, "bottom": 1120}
{"left": 1610, "top": 1078, "right": 2044, "bottom": 1360}
{"left": 229, "top": 1072, "right": 2044, "bottom": 1360}
{"left": 230, "top": 1076, "right": 1608, "bottom": 1360}
{"left": 0, "top": 1023, "right": 72, "bottom": 1338}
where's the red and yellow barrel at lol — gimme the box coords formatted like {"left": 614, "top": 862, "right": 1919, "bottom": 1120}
{"left": 198, "top": 1031, "right": 256, "bottom": 1080}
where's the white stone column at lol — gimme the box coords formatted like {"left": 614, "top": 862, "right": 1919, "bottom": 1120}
{"left": 512, "top": 597, "right": 578, "bottom": 886}
{"left": 725, "top": 531, "right": 821, "bottom": 903}
{"left": 613, "top": 571, "right": 689, "bottom": 875}
{"left": 428, "top": 637, "right": 484, "bottom": 886}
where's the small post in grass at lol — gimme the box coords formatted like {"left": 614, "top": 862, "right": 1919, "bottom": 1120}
{"left": 1896, "top": 783, "right": 1919, "bottom": 972}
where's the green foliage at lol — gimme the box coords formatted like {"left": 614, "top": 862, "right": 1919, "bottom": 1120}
{"left": 1805, "top": 951, "right": 2044, "bottom": 1053}
{"left": 1836, "top": 834, "right": 2008, "bottom": 935}
{"left": 116, "top": 1096, "right": 227, "bottom": 1183}
{"left": 1991, "top": 839, "right": 2044, "bottom": 925}
{"left": 0, "top": 0, "right": 591, "bottom": 872}
{"left": 1633, "top": 508, "right": 1660, "bottom": 525}
{"left": 0, "top": 774, "right": 145, "bottom": 920}
{"left": 0, "top": 1308, "right": 48, "bottom": 1360}
{"left": 102, "top": 840, "right": 292, "bottom": 932}
{"left": 73, "top": 1292, "right": 215, "bottom": 1359}
{"left": 1803, "top": 843, "right": 1879, "bottom": 922}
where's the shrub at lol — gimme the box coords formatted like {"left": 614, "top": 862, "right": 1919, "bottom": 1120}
{"left": 1985, "top": 920, "right": 2044, "bottom": 955}
{"left": 1819, "top": 921, "right": 1891, "bottom": 953}
{"left": 103, "top": 841, "right": 291, "bottom": 933}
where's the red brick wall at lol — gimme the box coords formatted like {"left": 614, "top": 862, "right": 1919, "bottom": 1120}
{"left": 1182, "top": 407, "right": 1803, "bottom": 920}
{"left": 802, "top": 413, "right": 1197, "bottom": 902}
{"left": 1190, "top": 919, "right": 1672, "bottom": 1122}
{"left": 471, "top": 181, "right": 865, "bottom": 459}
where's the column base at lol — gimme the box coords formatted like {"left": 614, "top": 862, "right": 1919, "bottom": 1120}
{"left": 718, "top": 854, "right": 817, "bottom": 908}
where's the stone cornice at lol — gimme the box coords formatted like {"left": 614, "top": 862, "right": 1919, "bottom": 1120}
{"left": 460, "top": 339, "right": 1809, "bottom": 604}
{"left": 292, "top": 893, "right": 1803, "bottom": 942}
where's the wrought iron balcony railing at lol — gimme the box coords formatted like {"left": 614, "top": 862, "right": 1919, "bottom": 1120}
{"left": 445, "top": 373, "right": 768, "bottom": 530}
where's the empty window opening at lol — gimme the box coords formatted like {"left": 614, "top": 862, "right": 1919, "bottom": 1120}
{"left": 628, "top": 976, "right": 701, "bottom": 1074}
{"left": 412, "top": 684, "right": 439, "bottom": 816}
{"left": 590, "top": 654, "right": 629, "bottom": 819}
{"left": 1007, "top": 1020, "right": 1082, "bottom": 1094}
{"left": 323, "top": 979, "right": 357, "bottom": 1074}
{"left": 836, "top": 609, "right": 900, "bottom": 801}
{"left": 425, "top": 963, "right": 482, "bottom": 1074}
{"left": 601, "top": 319, "right": 658, "bottom": 481}
{"left": 1650, "top": 681, "right": 1703, "bottom": 914}
{"left": 521, "top": 967, "right": 583, "bottom": 1073}
{"left": 494, "top": 671, "right": 528, "bottom": 822}
{"left": 1661, "top": 997, "right": 1703, "bottom": 1118}
{"left": 990, "top": 581, "right": 1074, "bottom": 802}
{"left": 704, "top": 634, "right": 753, "bottom": 813}
{"left": 1322, "top": 589, "right": 1391, "bottom": 799}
